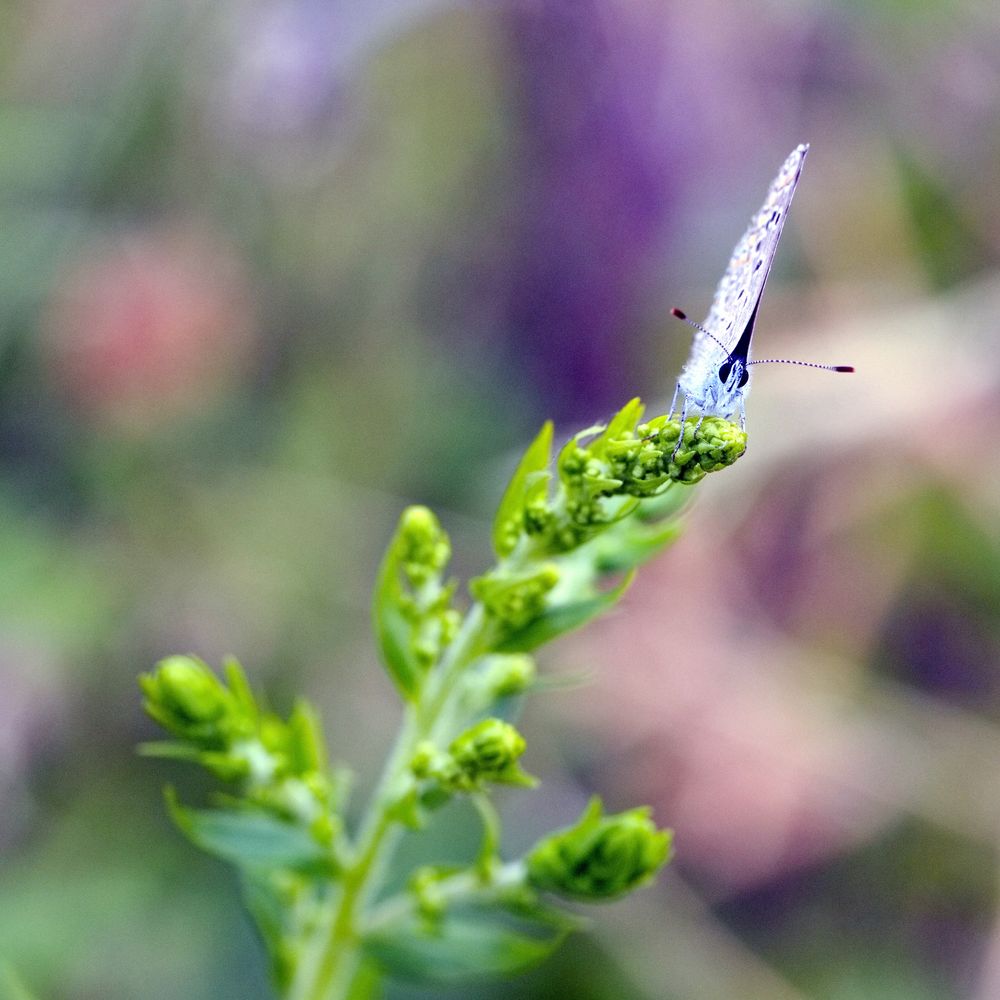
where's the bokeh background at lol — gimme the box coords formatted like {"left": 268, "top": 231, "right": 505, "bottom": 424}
{"left": 2, "top": 1, "right": 1000, "bottom": 997}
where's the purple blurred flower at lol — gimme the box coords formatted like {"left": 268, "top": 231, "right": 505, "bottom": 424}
{"left": 496, "top": 0, "right": 681, "bottom": 419}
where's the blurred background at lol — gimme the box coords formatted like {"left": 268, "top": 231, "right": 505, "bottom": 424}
{"left": 1, "top": 0, "right": 999, "bottom": 997}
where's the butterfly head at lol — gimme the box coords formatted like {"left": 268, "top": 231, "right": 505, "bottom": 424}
{"left": 708, "top": 355, "right": 750, "bottom": 417}
{"left": 718, "top": 356, "right": 749, "bottom": 391}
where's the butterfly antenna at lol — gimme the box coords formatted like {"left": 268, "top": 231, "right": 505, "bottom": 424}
{"left": 672, "top": 309, "right": 855, "bottom": 374}
{"left": 748, "top": 358, "right": 855, "bottom": 373}
{"left": 670, "top": 308, "right": 731, "bottom": 356}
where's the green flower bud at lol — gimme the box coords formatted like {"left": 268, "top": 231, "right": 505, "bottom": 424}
{"left": 409, "top": 865, "right": 448, "bottom": 922}
{"left": 471, "top": 565, "right": 560, "bottom": 631}
{"left": 523, "top": 497, "right": 555, "bottom": 538}
{"left": 482, "top": 654, "right": 537, "bottom": 698}
{"left": 408, "top": 741, "right": 460, "bottom": 809}
{"left": 689, "top": 416, "right": 748, "bottom": 473}
{"left": 397, "top": 506, "right": 451, "bottom": 586}
{"left": 526, "top": 797, "right": 672, "bottom": 901}
{"left": 409, "top": 741, "right": 444, "bottom": 780}
{"left": 449, "top": 718, "right": 534, "bottom": 787}
{"left": 558, "top": 446, "right": 589, "bottom": 482}
{"left": 660, "top": 417, "right": 747, "bottom": 485}
{"left": 140, "top": 656, "right": 245, "bottom": 747}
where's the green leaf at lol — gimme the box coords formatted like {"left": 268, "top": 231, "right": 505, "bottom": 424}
{"left": 494, "top": 571, "right": 635, "bottom": 653}
{"left": 492, "top": 421, "right": 553, "bottom": 557}
{"left": 635, "top": 481, "right": 692, "bottom": 522}
{"left": 590, "top": 397, "right": 645, "bottom": 459}
{"left": 286, "top": 699, "right": 328, "bottom": 774}
{"left": 165, "top": 789, "right": 334, "bottom": 875}
{"left": 363, "top": 903, "right": 571, "bottom": 984}
{"left": 591, "top": 518, "right": 683, "bottom": 574}
{"left": 223, "top": 657, "right": 260, "bottom": 723}
{"left": 372, "top": 546, "right": 421, "bottom": 700}
{"left": 241, "top": 871, "right": 294, "bottom": 988}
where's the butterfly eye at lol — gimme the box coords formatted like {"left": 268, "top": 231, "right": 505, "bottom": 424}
{"left": 718, "top": 360, "right": 750, "bottom": 388}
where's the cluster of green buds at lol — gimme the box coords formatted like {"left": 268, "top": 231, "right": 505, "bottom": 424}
{"left": 138, "top": 394, "right": 745, "bottom": 999}
{"left": 410, "top": 718, "right": 535, "bottom": 807}
{"left": 366, "top": 794, "right": 672, "bottom": 973}
{"left": 475, "top": 400, "right": 746, "bottom": 650}
{"left": 374, "top": 505, "right": 462, "bottom": 699}
{"left": 476, "top": 653, "right": 537, "bottom": 700}
{"left": 526, "top": 797, "right": 672, "bottom": 901}
{"left": 494, "top": 399, "right": 746, "bottom": 560}
{"left": 140, "top": 655, "right": 342, "bottom": 860}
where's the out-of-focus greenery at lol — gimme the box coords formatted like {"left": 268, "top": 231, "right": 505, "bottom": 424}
{"left": 2, "top": 1, "right": 1000, "bottom": 998}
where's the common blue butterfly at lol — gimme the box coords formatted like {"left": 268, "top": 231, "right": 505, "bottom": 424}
{"left": 670, "top": 144, "right": 852, "bottom": 436}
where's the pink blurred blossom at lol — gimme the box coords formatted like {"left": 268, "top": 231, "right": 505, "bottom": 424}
{"left": 42, "top": 224, "right": 257, "bottom": 434}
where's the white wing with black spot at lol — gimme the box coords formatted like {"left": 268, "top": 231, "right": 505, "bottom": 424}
{"left": 684, "top": 144, "right": 808, "bottom": 378}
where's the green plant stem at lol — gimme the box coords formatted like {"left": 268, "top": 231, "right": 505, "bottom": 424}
{"left": 365, "top": 861, "right": 527, "bottom": 933}
{"left": 288, "top": 604, "right": 489, "bottom": 1000}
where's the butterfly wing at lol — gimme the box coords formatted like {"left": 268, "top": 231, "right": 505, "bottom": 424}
{"left": 690, "top": 144, "right": 809, "bottom": 372}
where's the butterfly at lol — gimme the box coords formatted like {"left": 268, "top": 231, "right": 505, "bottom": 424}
{"left": 670, "top": 144, "right": 852, "bottom": 438}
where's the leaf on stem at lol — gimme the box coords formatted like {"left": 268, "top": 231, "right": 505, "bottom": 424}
{"left": 492, "top": 420, "right": 553, "bottom": 557}
{"left": 363, "top": 901, "right": 573, "bottom": 984}
{"left": 165, "top": 788, "right": 335, "bottom": 876}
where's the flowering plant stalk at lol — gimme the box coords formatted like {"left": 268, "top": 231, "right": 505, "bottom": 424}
{"left": 139, "top": 399, "right": 746, "bottom": 999}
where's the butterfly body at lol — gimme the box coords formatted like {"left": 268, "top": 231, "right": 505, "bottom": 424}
{"left": 675, "top": 144, "right": 809, "bottom": 430}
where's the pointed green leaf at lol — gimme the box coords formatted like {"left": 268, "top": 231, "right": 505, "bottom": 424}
{"left": 372, "top": 546, "right": 421, "bottom": 700}
{"left": 286, "top": 699, "right": 328, "bottom": 774}
{"left": 590, "top": 397, "right": 644, "bottom": 459}
{"left": 165, "top": 789, "right": 334, "bottom": 875}
{"left": 492, "top": 421, "right": 553, "bottom": 557}
{"left": 223, "top": 657, "right": 260, "bottom": 723}
{"left": 363, "top": 903, "right": 571, "bottom": 984}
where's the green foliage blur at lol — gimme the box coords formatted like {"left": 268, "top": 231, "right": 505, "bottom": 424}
{"left": 2, "top": 1, "right": 1000, "bottom": 998}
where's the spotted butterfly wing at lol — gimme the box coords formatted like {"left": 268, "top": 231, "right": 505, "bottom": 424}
{"left": 677, "top": 144, "right": 809, "bottom": 426}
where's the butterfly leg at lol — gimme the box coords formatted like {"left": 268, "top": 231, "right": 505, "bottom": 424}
{"left": 738, "top": 399, "right": 747, "bottom": 432}
{"left": 671, "top": 397, "right": 688, "bottom": 461}
{"left": 647, "top": 385, "right": 683, "bottom": 445}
